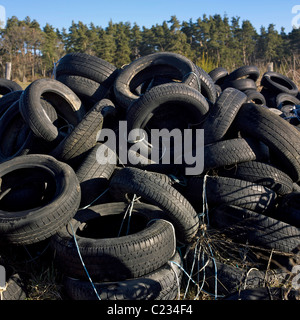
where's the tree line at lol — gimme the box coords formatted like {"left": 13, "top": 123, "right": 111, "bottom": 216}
{"left": 1, "top": 14, "right": 300, "bottom": 82}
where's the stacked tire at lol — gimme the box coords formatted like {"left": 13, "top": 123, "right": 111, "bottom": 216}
{"left": 0, "top": 53, "right": 299, "bottom": 300}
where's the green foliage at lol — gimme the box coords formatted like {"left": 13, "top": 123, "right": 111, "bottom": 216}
{"left": 0, "top": 14, "right": 299, "bottom": 81}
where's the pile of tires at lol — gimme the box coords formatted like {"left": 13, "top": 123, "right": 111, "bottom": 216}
{"left": 0, "top": 52, "right": 299, "bottom": 300}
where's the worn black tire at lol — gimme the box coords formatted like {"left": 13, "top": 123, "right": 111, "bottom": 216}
{"left": 222, "top": 78, "right": 257, "bottom": 92}
{"left": 127, "top": 82, "right": 209, "bottom": 133}
{"left": 0, "top": 154, "right": 81, "bottom": 245}
{"left": 0, "top": 274, "right": 26, "bottom": 300}
{"left": 109, "top": 167, "right": 200, "bottom": 243}
{"left": 195, "top": 65, "right": 217, "bottom": 103}
{"left": 276, "top": 93, "right": 300, "bottom": 109}
{"left": 203, "top": 138, "right": 266, "bottom": 171}
{"left": 63, "top": 251, "right": 183, "bottom": 300}
{"left": 50, "top": 99, "right": 105, "bottom": 165}
{"left": 186, "top": 175, "right": 277, "bottom": 214}
{"left": 187, "top": 255, "right": 289, "bottom": 296}
{"left": 202, "top": 88, "right": 248, "bottom": 144}
{"left": 0, "top": 90, "right": 23, "bottom": 118}
{"left": 233, "top": 103, "right": 300, "bottom": 182}
{"left": 57, "top": 74, "right": 110, "bottom": 109}
{"left": 19, "top": 78, "right": 85, "bottom": 143}
{"left": 113, "top": 52, "right": 201, "bottom": 109}
{"left": 51, "top": 202, "right": 177, "bottom": 281}
{"left": 210, "top": 205, "right": 300, "bottom": 254}
{"left": 217, "top": 161, "right": 294, "bottom": 196}
{"left": 244, "top": 90, "right": 266, "bottom": 106}
{"left": 227, "top": 65, "right": 260, "bottom": 82}
{"left": 0, "top": 79, "right": 22, "bottom": 95}
{"left": 261, "top": 71, "right": 299, "bottom": 96}
{"left": 75, "top": 143, "right": 116, "bottom": 208}
{"left": 56, "top": 52, "right": 118, "bottom": 89}
{"left": 208, "top": 67, "right": 229, "bottom": 85}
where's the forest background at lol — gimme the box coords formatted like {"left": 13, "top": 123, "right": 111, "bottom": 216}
{"left": 1, "top": 14, "right": 300, "bottom": 86}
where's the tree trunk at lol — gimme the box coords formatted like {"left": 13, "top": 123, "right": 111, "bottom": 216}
{"left": 5, "top": 62, "right": 12, "bottom": 80}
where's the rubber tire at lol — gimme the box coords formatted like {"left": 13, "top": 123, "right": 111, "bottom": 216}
{"left": 51, "top": 202, "right": 177, "bottom": 281}
{"left": 195, "top": 65, "right": 217, "bottom": 103}
{"left": 208, "top": 67, "right": 229, "bottom": 85}
{"left": 55, "top": 52, "right": 118, "bottom": 89}
{"left": 109, "top": 167, "right": 200, "bottom": 244}
{"left": 261, "top": 71, "right": 299, "bottom": 96}
{"left": 75, "top": 143, "right": 116, "bottom": 208}
{"left": 0, "top": 154, "right": 81, "bottom": 246}
{"left": 19, "top": 78, "right": 85, "bottom": 143}
{"left": 203, "top": 138, "right": 267, "bottom": 171}
{"left": 62, "top": 251, "right": 183, "bottom": 300}
{"left": 233, "top": 103, "right": 300, "bottom": 182}
{"left": 0, "top": 90, "right": 23, "bottom": 118}
{"left": 202, "top": 88, "right": 248, "bottom": 144}
{"left": 275, "top": 192, "right": 300, "bottom": 228}
{"left": 210, "top": 205, "right": 300, "bottom": 254}
{"left": 226, "top": 65, "right": 260, "bottom": 82}
{"left": 185, "top": 175, "right": 277, "bottom": 214}
{"left": 113, "top": 52, "right": 201, "bottom": 109}
{"left": 222, "top": 78, "right": 257, "bottom": 92}
{"left": 0, "top": 274, "right": 26, "bottom": 300}
{"left": 0, "top": 79, "right": 22, "bottom": 95}
{"left": 126, "top": 82, "right": 209, "bottom": 132}
{"left": 244, "top": 90, "right": 266, "bottom": 106}
{"left": 50, "top": 99, "right": 105, "bottom": 166}
{"left": 56, "top": 74, "right": 110, "bottom": 109}
{"left": 216, "top": 161, "right": 294, "bottom": 196}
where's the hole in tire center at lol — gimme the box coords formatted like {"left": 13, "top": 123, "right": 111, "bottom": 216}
{"left": 270, "top": 76, "right": 294, "bottom": 90}
{"left": 76, "top": 213, "right": 149, "bottom": 239}
{"left": 0, "top": 167, "right": 57, "bottom": 211}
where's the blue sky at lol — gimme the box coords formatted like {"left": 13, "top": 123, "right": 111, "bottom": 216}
{"left": 0, "top": 0, "right": 299, "bottom": 33}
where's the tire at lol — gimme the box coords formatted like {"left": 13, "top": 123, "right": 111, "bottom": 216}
{"left": 51, "top": 202, "right": 177, "bottom": 281}
{"left": 126, "top": 82, "right": 209, "bottom": 133}
{"left": 113, "top": 52, "right": 201, "bottom": 109}
{"left": 217, "top": 161, "right": 294, "bottom": 196}
{"left": 223, "top": 287, "right": 298, "bottom": 300}
{"left": 195, "top": 65, "right": 217, "bottom": 103}
{"left": 202, "top": 88, "right": 248, "bottom": 144}
{"left": 0, "top": 79, "right": 22, "bottom": 95}
{"left": 0, "top": 154, "right": 81, "bottom": 245}
{"left": 244, "top": 90, "right": 266, "bottom": 106}
{"left": 0, "top": 90, "right": 23, "bottom": 118}
{"left": 56, "top": 74, "right": 110, "bottom": 109}
{"left": 186, "top": 255, "right": 289, "bottom": 296}
{"left": 0, "top": 100, "right": 34, "bottom": 163}
{"left": 203, "top": 138, "right": 266, "bottom": 171}
{"left": 50, "top": 99, "right": 105, "bottom": 166}
{"left": 75, "top": 143, "right": 116, "bottom": 208}
{"left": 222, "top": 78, "right": 257, "bottom": 92}
{"left": 233, "top": 103, "right": 300, "bottom": 182}
{"left": 210, "top": 205, "right": 300, "bottom": 254}
{"left": 276, "top": 93, "right": 300, "bottom": 109}
{"left": 109, "top": 167, "right": 200, "bottom": 244}
{"left": 261, "top": 71, "right": 299, "bottom": 96}
{"left": 185, "top": 175, "right": 277, "bottom": 214}
{"left": 208, "top": 67, "right": 229, "bottom": 85}
{"left": 63, "top": 251, "right": 183, "bottom": 300}
{"left": 226, "top": 65, "right": 260, "bottom": 82}
{"left": 0, "top": 274, "right": 26, "bottom": 300}
{"left": 19, "top": 78, "right": 86, "bottom": 143}
{"left": 56, "top": 52, "right": 118, "bottom": 89}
